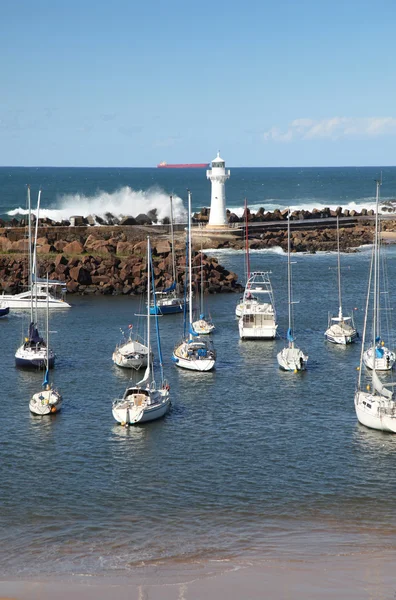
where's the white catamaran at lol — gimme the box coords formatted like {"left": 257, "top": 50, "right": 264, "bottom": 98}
{"left": 324, "top": 216, "right": 358, "bottom": 345}
{"left": 2, "top": 187, "right": 70, "bottom": 310}
{"left": 354, "top": 179, "right": 396, "bottom": 432}
{"left": 112, "top": 237, "right": 171, "bottom": 426}
{"left": 277, "top": 211, "right": 308, "bottom": 372}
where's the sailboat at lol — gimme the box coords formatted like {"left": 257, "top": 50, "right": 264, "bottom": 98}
{"left": 149, "top": 195, "right": 186, "bottom": 315}
{"left": 172, "top": 191, "right": 216, "bottom": 371}
{"left": 324, "top": 216, "right": 358, "bottom": 344}
{"left": 3, "top": 187, "right": 70, "bottom": 310}
{"left": 29, "top": 276, "right": 62, "bottom": 415}
{"left": 15, "top": 189, "right": 55, "bottom": 369}
{"left": 277, "top": 211, "right": 308, "bottom": 371}
{"left": 362, "top": 182, "right": 395, "bottom": 371}
{"left": 355, "top": 179, "right": 396, "bottom": 432}
{"left": 192, "top": 225, "right": 215, "bottom": 335}
{"left": 112, "top": 237, "right": 171, "bottom": 425}
{"left": 235, "top": 198, "right": 252, "bottom": 318}
{"left": 112, "top": 324, "right": 150, "bottom": 369}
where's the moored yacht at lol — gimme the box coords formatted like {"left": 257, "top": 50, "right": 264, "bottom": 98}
{"left": 238, "top": 272, "right": 277, "bottom": 340}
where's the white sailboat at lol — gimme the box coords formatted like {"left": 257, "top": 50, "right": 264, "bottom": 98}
{"left": 112, "top": 325, "right": 150, "bottom": 370}
{"left": 112, "top": 237, "right": 171, "bottom": 426}
{"left": 277, "top": 211, "right": 308, "bottom": 371}
{"left": 172, "top": 191, "right": 216, "bottom": 371}
{"left": 192, "top": 226, "right": 215, "bottom": 335}
{"left": 362, "top": 181, "right": 395, "bottom": 371}
{"left": 355, "top": 179, "right": 396, "bottom": 432}
{"left": 150, "top": 195, "right": 186, "bottom": 315}
{"left": 15, "top": 189, "right": 56, "bottom": 369}
{"left": 2, "top": 187, "right": 70, "bottom": 310}
{"left": 29, "top": 276, "right": 62, "bottom": 415}
{"left": 325, "top": 216, "right": 358, "bottom": 344}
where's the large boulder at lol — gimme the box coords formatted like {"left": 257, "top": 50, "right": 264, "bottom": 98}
{"left": 69, "top": 265, "right": 92, "bottom": 285}
{"left": 0, "top": 237, "right": 12, "bottom": 252}
{"left": 63, "top": 240, "right": 85, "bottom": 254}
{"left": 120, "top": 216, "right": 137, "bottom": 226}
{"left": 135, "top": 213, "right": 152, "bottom": 225}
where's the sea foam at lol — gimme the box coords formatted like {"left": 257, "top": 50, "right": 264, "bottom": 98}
{"left": 7, "top": 186, "right": 188, "bottom": 223}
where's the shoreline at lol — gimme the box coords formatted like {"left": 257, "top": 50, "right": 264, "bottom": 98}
{"left": 1, "top": 550, "right": 396, "bottom": 599}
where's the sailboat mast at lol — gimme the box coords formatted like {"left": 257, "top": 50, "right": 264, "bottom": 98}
{"left": 358, "top": 243, "right": 374, "bottom": 389}
{"left": 27, "top": 186, "right": 33, "bottom": 323}
{"left": 372, "top": 180, "right": 380, "bottom": 376}
{"left": 337, "top": 216, "right": 343, "bottom": 319}
{"left": 200, "top": 224, "right": 204, "bottom": 316}
{"left": 46, "top": 273, "right": 49, "bottom": 383}
{"left": 33, "top": 190, "right": 42, "bottom": 324}
{"left": 245, "top": 198, "right": 250, "bottom": 281}
{"left": 169, "top": 195, "right": 176, "bottom": 285}
{"left": 188, "top": 190, "right": 193, "bottom": 339}
{"left": 147, "top": 236, "right": 151, "bottom": 378}
{"left": 287, "top": 210, "right": 292, "bottom": 348}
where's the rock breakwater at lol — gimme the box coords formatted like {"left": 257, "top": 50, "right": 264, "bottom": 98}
{"left": 0, "top": 227, "right": 241, "bottom": 296}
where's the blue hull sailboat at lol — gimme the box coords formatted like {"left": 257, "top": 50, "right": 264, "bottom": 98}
{"left": 149, "top": 195, "right": 186, "bottom": 316}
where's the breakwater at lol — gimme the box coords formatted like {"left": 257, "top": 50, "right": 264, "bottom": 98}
{"left": 0, "top": 225, "right": 241, "bottom": 296}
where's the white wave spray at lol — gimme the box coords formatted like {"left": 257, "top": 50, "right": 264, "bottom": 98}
{"left": 7, "top": 186, "right": 187, "bottom": 223}
{"left": 231, "top": 197, "right": 396, "bottom": 217}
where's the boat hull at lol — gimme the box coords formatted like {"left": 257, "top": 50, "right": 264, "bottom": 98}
{"left": 192, "top": 319, "right": 215, "bottom": 335}
{"left": 15, "top": 346, "right": 55, "bottom": 369}
{"left": 0, "top": 306, "right": 9, "bottom": 317}
{"left": 355, "top": 390, "right": 396, "bottom": 432}
{"left": 112, "top": 391, "right": 170, "bottom": 425}
{"left": 112, "top": 339, "right": 150, "bottom": 369}
{"left": 29, "top": 389, "right": 62, "bottom": 415}
{"left": 149, "top": 303, "right": 184, "bottom": 315}
{"left": 325, "top": 331, "right": 358, "bottom": 344}
{"left": 239, "top": 323, "right": 277, "bottom": 339}
{"left": 172, "top": 353, "right": 215, "bottom": 371}
{"left": 2, "top": 295, "right": 70, "bottom": 310}
{"left": 325, "top": 323, "right": 358, "bottom": 345}
{"left": 277, "top": 347, "right": 308, "bottom": 371}
{"left": 172, "top": 339, "right": 216, "bottom": 372}
{"left": 363, "top": 347, "right": 395, "bottom": 371}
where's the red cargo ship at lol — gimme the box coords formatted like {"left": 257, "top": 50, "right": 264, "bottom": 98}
{"left": 157, "top": 162, "right": 209, "bottom": 168}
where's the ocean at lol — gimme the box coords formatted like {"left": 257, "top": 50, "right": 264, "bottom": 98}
{"left": 1, "top": 166, "right": 396, "bottom": 223}
{"left": 1, "top": 167, "right": 396, "bottom": 590}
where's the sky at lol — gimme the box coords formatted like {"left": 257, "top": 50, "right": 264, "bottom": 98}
{"left": 1, "top": 0, "right": 396, "bottom": 167}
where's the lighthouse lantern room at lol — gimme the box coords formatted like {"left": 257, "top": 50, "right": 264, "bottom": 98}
{"left": 206, "top": 152, "right": 230, "bottom": 227}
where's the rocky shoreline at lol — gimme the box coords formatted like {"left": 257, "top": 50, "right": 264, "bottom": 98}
{"left": 0, "top": 205, "right": 394, "bottom": 295}
{"left": 0, "top": 227, "right": 241, "bottom": 296}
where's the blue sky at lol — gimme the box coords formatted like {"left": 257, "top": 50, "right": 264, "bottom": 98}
{"left": 1, "top": 0, "right": 395, "bottom": 167}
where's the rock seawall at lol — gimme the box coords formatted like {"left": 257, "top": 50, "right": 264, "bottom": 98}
{"left": 0, "top": 229, "right": 241, "bottom": 296}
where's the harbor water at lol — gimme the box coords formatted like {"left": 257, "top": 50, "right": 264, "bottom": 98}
{"left": 1, "top": 167, "right": 396, "bottom": 583}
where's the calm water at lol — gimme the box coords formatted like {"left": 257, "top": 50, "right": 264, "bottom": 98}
{"left": 2, "top": 245, "right": 396, "bottom": 580}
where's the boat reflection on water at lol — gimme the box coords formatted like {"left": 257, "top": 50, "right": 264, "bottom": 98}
{"left": 353, "top": 424, "right": 396, "bottom": 454}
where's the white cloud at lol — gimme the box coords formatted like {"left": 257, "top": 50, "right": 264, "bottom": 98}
{"left": 263, "top": 117, "right": 396, "bottom": 142}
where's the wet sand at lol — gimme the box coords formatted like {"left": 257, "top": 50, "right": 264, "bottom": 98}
{"left": 1, "top": 552, "right": 396, "bottom": 600}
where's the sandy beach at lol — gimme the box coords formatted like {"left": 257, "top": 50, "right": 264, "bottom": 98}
{"left": 1, "top": 552, "right": 396, "bottom": 600}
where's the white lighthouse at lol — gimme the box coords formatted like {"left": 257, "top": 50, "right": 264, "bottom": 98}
{"left": 206, "top": 152, "right": 230, "bottom": 228}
